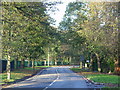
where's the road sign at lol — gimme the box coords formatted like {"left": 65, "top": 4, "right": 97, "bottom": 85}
{"left": 86, "top": 60, "right": 89, "bottom": 63}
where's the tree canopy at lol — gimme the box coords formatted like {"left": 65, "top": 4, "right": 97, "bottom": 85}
{"left": 1, "top": 1, "right": 119, "bottom": 79}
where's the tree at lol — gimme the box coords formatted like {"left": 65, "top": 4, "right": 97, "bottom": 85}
{"left": 77, "top": 2, "right": 119, "bottom": 73}
{"left": 58, "top": 2, "right": 119, "bottom": 73}
{"left": 2, "top": 2, "right": 52, "bottom": 79}
{"left": 59, "top": 2, "right": 86, "bottom": 31}
{"left": 58, "top": 2, "right": 87, "bottom": 66}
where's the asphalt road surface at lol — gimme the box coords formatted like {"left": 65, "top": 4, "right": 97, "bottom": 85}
{"left": 5, "top": 66, "right": 104, "bottom": 89}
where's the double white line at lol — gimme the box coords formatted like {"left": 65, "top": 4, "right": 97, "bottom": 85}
{"left": 43, "top": 68, "right": 59, "bottom": 90}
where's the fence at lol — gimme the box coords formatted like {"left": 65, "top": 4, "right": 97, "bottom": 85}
{"left": 1, "top": 60, "right": 69, "bottom": 72}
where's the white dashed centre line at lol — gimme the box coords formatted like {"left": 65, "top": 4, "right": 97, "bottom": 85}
{"left": 43, "top": 68, "right": 59, "bottom": 90}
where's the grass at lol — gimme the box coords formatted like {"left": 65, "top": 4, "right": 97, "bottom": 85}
{"left": 70, "top": 68, "right": 120, "bottom": 85}
{"left": 70, "top": 68, "right": 81, "bottom": 72}
{"left": 102, "top": 87, "right": 120, "bottom": 89}
{"left": 70, "top": 68, "right": 90, "bottom": 72}
{"left": 35, "top": 66, "right": 51, "bottom": 68}
{"left": 1, "top": 66, "right": 48, "bottom": 85}
{"left": 85, "top": 74, "right": 119, "bottom": 84}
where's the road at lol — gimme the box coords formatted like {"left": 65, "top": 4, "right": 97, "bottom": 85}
{"left": 4, "top": 66, "right": 104, "bottom": 89}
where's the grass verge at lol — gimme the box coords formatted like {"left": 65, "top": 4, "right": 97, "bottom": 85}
{"left": 35, "top": 66, "right": 51, "bottom": 68}
{"left": 70, "top": 68, "right": 120, "bottom": 88}
{"left": 0, "top": 66, "right": 49, "bottom": 85}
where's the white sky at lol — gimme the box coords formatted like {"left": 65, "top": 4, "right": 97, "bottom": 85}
{"left": 47, "top": 0, "right": 76, "bottom": 28}
{"left": 49, "top": 2, "right": 68, "bottom": 27}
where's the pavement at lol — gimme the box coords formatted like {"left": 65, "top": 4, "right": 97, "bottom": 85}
{"left": 3, "top": 66, "right": 104, "bottom": 89}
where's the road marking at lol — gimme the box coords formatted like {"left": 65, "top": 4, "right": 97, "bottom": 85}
{"left": 43, "top": 68, "right": 59, "bottom": 90}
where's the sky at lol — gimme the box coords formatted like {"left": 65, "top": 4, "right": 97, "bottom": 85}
{"left": 49, "top": 2, "right": 68, "bottom": 28}
{"left": 46, "top": 0, "right": 76, "bottom": 28}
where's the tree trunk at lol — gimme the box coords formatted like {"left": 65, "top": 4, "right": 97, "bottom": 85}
{"left": 62, "top": 61, "right": 63, "bottom": 65}
{"left": 14, "top": 59, "right": 17, "bottom": 69}
{"left": 44, "top": 60, "right": 46, "bottom": 66}
{"left": 82, "top": 61, "right": 85, "bottom": 69}
{"left": 32, "top": 60, "right": 35, "bottom": 69}
{"left": 0, "top": 30, "right": 2, "bottom": 61}
{"left": 47, "top": 48, "right": 50, "bottom": 66}
{"left": 7, "top": 28, "right": 11, "bottom": 79}
{"left": 90, "top": 54, "right": 93, "bottom": 71}
{"left": 28, "top": 60, "right": 31, "bottom": 67}
{"left": 95, "top": 53, "right": 101, "bottom": 72}
{"left": 21, "top": 59, "right": 24, "bottom": 68}
{"left": 7, "top": 55, "right": 11, "bottom": 80}
{"left": 67, "top": 57, "right": 69, "bottom": 63}
{"left": 79, "top": 61, "right": 82, "bottom": 69}
{"left": 55, "top": 61, "right": 57, "bottom": 66}
{"left": 69, "top": 56, "right": 71, "bottom": 65}
{"left": 50, "top": 61, "right": 52, "bottom": 66}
